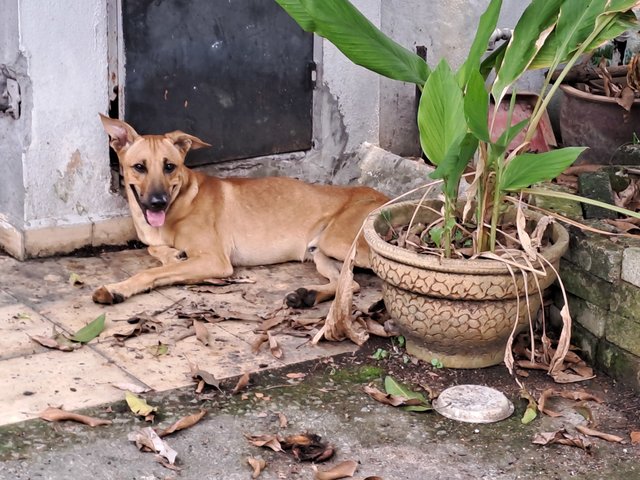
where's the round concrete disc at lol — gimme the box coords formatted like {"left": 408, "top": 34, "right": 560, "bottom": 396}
{"left": 433, "top": 384, "right": 514, "bottom": 423}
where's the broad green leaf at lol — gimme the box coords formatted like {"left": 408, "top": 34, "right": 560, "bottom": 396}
{"left": 384, "top": 376, "right": 432, "bottom": 412}
{"left": 480, "top": 41, "right": 507, "bottom": 78}
{"left": 457, "top": 0, "right": 503, "bottom": 86}
{"left": 490, "top": 117, "right": 529, "bottom": 159}
{"left": 529, "top": 0, "right": 608, "bottom": 69}
{"left": 419, "top": 60, "right": 467, "bottom": 166}
{"left": 276, "top": 0, "right": 430, "bottom": 85}
{"left": 501, "top": 147, "right": 586, "bottom": 191}
{"left": 274, "top": 0, "right": 315, "bottom": 30}
{"left": 71, "top": 313, "right": 105, "bottom": 343}
{"left": 522, "top": 187, "right": 640, "bottom": 219}
{"left": 431, "top": 133, "right": 479, "bottom": 201}
{"left": 464, "top": 70, "right": 490, "bottom": 142}
{"left": 125, "top": 391, "right": 157, "bottom": 417}
{"left": 492, "top": 0, "right": 564, "bottom": 104}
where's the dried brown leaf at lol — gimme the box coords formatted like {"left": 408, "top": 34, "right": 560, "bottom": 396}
{"left": 321, "top": 243, "right": 369, "bottom": 345}
{"left": 630, "top": 431, "right": 640, "bottom": 445}
{"left": 277, "top": 412, "right": 288, "bottom": 429}
{"left": 575, "top": 425, "right": 624, "bottom": 443}
{"left": 128, "top": 426, "right": 177, "bottom": 464}
{"left": 247, "top": 456, "right": 267, "bottom": 479}
{"left": 252, "top": 334, "right": 269, "bottom": 353}
{"left": 267, "top": 331, "right": 283, "bottom": 359}
{"left": 245, "top": 434, "right": 283, "bottom": 452}
{"left": 158, "top": 409, "right": 207, "bottom": 437}
{"left": 30, "top": 334, "right": 77, "bottom": 352}
{"left": 232, "top": 373, "right": 251, "bottom": 395}
{"left": 363, "top": 385, "right": 425, "bottom": 408}
{"left": 193, "top": 320, "right": 210, "bottom": 346}
{"left": 532, "top": 428, "right": 592, "bottom": 451}
{"left": 313, "top": 459, "right": 358, "bottom": 480}
{"left": 616, "top": 85, "right": 636, "bottom": 112}
{"left": 286, "top": 372, "right": 306, "bottom": 379}
{"left": 38, "top": 407, "right": 111, "bottom": 427}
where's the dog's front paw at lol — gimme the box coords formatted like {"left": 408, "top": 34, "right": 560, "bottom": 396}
{"left": 92, "top": 286, "right": 125, "bottom": 305}
{"left": 285, "top": 288, "right": 317, "bottom": 309}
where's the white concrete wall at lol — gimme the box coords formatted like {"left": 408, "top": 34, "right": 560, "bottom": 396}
{"left": 18, "top": 0, "right": 127, "bottom": 229}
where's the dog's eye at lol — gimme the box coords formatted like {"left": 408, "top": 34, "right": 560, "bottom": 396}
{"left": 164, "top": 163, "right": 176, "bottom": 174}
{"left": 133, "top": 163, "right": 146, "bottom": 173}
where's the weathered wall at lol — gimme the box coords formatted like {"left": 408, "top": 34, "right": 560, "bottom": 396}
{"left": 0, "top": 0, "right": 25, "bottom": 230}
{"left": 18, "top": 0, "right": 127, "bottom": 228}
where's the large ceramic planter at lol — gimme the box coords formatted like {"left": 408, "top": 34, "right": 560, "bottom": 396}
{"left": 363, "top": 201, "right": 569, "bottom": 369}
{"left": 559, "top": 84, "right": 640, "bottom": 164}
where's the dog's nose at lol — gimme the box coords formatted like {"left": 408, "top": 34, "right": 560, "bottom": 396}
{"left": 149, "top": 193, "right": 168, "bottom": 211}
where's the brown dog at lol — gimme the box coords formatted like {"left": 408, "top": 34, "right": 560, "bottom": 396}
{"left": 93, "top": 115, "right": 389, "bottom": 306}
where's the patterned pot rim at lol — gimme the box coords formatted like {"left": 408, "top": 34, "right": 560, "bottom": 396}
{"left": 363, "top": 200, "right": 569, "bottom": 275}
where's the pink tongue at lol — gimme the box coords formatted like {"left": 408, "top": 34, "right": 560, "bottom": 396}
{"left": 146, "top": 210, "right": 166, "bottom": 227}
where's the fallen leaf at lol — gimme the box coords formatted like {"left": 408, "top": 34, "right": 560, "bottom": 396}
{"left": 68, "top": 272, "right": 84, "bottom": 286}
{"left": 38, "top": 407, "right": 111, "bottom": 427}
{"left": 125, "top": 391, "right": 157, "bottom": 418}
{"left": 383, "top": 376, "right": 432, "bottom": 412}
{"left": 247, "top": 456, "right": 267, "bottom": 479}
{"left": 286, "top": 372, "right": 306, "bottom": 379}
{"left": 532, "top": 428, "right": 592, "bottom": 451}
{"left": 251, "top": 334, "right": 269, "bottom": 353}
{"left": 71, "top": 314, "right": 106, "bottom": 343}
{"left": 575, "top": 425, "right": 624, "bottom": 443}
{"left": 283, "top": 433, "right": 334, "bottom": 462}
{"left": 313, "top": 459, "right": 358, "bottom": 480}
{"left": 185, "top": 356, "right": 221, "bottom": 391}
{"left": 128, "top": 426, "right": 177, "bottom": 464}
{"left": 363, "top": 385, "right": 428, "bottom": 410}
{"left": 158, "top": 409, "right": 207, "bottom": 437}
{"left": 111, "top": 382, "right": 151, "bottom": 394}
{"left": 232, "top": 373, "right": 251, "bottom": 395}
{"left": 112, "top": 315, "right": 162, "bottom": 341}
{"left": 520, "top": 389, "right": 538, "bottom": 425}
{"left": 245, "top": 434, "right": 283, "bottom": 452}
{"left": 147, "top": 341, "right": 169, "bottom": 357}
{"left": 277, "top": 412, "right": 288, "bottom": 429}
{"left": 193, "top": 320, "right": 210, "bottom": 346}
{"left": 267, "top": 331, "right": 283, "bottom": 359}
{"left": 30, "top": 330, "right": 79, "bottom": 352}
{"left": 631, "top": 431, "right": 640, "bottom": 445}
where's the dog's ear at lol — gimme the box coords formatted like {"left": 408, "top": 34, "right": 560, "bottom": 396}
{"left": 164, "top": 131, "right": 212, "bottom": 154}
{"left": 99, "top": 114, "right": 140, "bottom": 153}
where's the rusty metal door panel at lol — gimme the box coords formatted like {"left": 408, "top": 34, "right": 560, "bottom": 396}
{"left": 122, "top": 0, "right": 313, "bottom": 166}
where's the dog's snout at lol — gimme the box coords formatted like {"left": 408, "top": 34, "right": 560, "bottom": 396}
{"left": 149, "top": 193, "right": 168, "bottom": 211}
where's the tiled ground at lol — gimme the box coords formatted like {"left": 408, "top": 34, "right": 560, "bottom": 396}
{"left": 0, "top": 248, "right": 382, "bottom": 426}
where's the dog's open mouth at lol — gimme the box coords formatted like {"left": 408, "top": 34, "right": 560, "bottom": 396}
{"left": 130, "top": 185, "right": 167, "bottom": 228}
{"left": 145, "top": 210, "right": 166, "bottom": 227}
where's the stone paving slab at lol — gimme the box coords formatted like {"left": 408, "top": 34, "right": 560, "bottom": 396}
{"left": 0, "top": 248, "right": 380, "bottom": 427}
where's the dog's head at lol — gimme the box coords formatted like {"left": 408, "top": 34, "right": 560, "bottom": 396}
{"left": 99, "top": 114, "right": 211, "bottom": 228}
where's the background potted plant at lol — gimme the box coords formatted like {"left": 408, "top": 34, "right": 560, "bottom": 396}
{"left": 277, "top": 0, "right": 640, "bottom": 373}
{"left": 558, "top": 25, "right": 640, "bottom": 164}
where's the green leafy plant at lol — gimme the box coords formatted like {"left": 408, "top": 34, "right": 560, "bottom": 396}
{"left": 276, "top": 0, "right": 640, "bottom": 256}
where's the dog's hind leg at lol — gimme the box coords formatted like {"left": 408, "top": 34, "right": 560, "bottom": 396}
{"left": 285, "top": 249, "right": 359, "bottom": 308}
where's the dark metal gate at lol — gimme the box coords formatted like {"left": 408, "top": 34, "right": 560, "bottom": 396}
{"left": 121, "top": 0, "right": 314, "bottom": 166}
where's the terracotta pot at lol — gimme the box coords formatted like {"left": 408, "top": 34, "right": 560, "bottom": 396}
{"left": 363, "top": 201, "right": 569, "bottom": 369}
{"left": 559, "top": 84, "right": 640, "bottom": 165}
